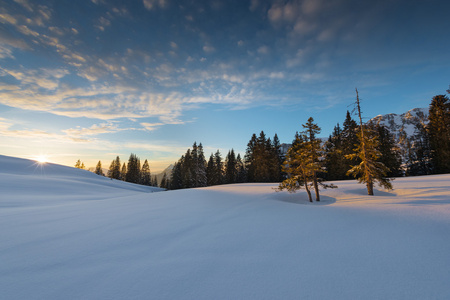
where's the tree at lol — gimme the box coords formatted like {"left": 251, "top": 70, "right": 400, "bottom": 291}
{"left": 278, "top": 118, "right": 336, "bottom": 202}
{"left": 160, "top": 173, "right": 167, "bottom": 189}
{"left": 107, "top": 156, "right": 121, "bottom": 180}
{"left": 324, "top": 123, "right": 348, "bottom": 180}
{"left": 206, "top": 154, "right": 216, "bottom": 186}
{"left": 75, "top": 159, "right": 85, "bottom": 169}
{"left": 170, "top": 162, "right": 183, "bottom": 190}
{"left": 121, "top": 163, "right": 127, "bottom": 181}
{"left": 213, "top": 150, "right": 223, "bottom": 185}
{"left": 236, "top": 153, "right": 247, "bottom": 183}
{"left": 225, "top": 149, "right": 237, "bottom": 184}
{"left": 302, "top": 117, "right": 323, "bottom": 201}
{"left": 141, "top": 159, "right": 151, "bottom": 185}
{"left": 126, "top": 153, "right": 141, "bottom": 184}
{"left": 94, "top": 161, "right": 104, "bottom": 176}
{"left": 428, "top": 94, "right": 450, "bottom": 174}
{"left": 372, "top": 124, "right": 403, "bottom": 177}
{"left": 346, "top": 89, "right": 392, "bottom": 195}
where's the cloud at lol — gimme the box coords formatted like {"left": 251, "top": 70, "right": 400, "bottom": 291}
{"left": 143, "top": 0, "right": 167, "bottom": 10}
{"left": 140, "top": 122, "right": 164, "bottom": 131}
{"left": 63, "top": 122, "right": 122, "bottom": 137}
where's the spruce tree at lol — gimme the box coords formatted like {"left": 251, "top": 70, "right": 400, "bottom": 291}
{"left": 170, "top": 162, "right": 183, "bottom": 190}
{"left": 225, "top": 149, "right": 237, "bottom": 184}
{"left": 121, "top": 163, "right": 127, "bottom": 181}
{"left": 126, "top": 153, "right": 141, "bottom": 184}
{"left": 372, "top": 124, "right": 403, "bottom": 177}
{"left": 324, "top": 123, "right": 348, "bottom": 180}
{"left": 346, "top": 89, "right": 392, "bottom": 195}
{"left": 428, "top": 94, "right": 450, "bottom": 174}
{"left": 213, "top": 150, "right": 223, "bottom": 185}
{"left": 160, "top": 173, "right": 167, "bottom": 189}
{"left": 236, "top": 153, "right": 247, "bottom": 183}
{"left": 75, "top": 159, "right": 83, "bottom": 169}
{"left": 112, "top": 156, "right": 121, "bottom": 180}
{"left": 206, "top": 154, "right": 216, "bottom": 186}
{"left": 94, "top": 161, "right": 104, "bottom": 176}
{"left": 141, "top": 159, "right": 151, "bottom": 185}
{"left": 107, "top": 160, "right": 115, "bottom": 178}
{"left": 302, "top": 117, "right": 323, "bottom": 201}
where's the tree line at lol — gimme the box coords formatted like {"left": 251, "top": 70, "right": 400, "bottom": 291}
{"left": 82, "top": 87, "right": 450, "bottom": 195}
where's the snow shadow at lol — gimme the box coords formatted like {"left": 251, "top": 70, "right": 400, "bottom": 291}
{"left": 346, "top": 188, "right": 397, "bottom": 197}
{"left": 395, "top": 198, "right": 450, "bottom": 206}
{"left": 271, "top": 192, "right": 337, "bottom": 205}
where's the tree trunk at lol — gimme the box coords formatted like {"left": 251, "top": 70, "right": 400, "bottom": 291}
{"left": 304, "top": 176, "right": 313, "bottom": 202}
{"left": 313, "top": 171, "right": 320, "bottom": 201}
{"left": 367, "top": 178, "right": 374, "bottom": 195}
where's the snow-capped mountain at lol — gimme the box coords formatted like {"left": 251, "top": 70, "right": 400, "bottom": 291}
{"left": 369, "top": 107, "right": 428, "bottom": 140}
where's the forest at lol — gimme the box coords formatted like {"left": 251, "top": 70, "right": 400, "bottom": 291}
{"left": 79, "top": 89, "right": 450, "bottom": 196}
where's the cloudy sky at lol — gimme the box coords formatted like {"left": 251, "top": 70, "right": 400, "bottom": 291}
{"left": 1, "top": 0, "right": 449, "bottom": 172}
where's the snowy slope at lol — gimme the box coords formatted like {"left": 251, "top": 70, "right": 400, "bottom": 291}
{"left": 1, "top": 155, "right": 450, "bottom": 299}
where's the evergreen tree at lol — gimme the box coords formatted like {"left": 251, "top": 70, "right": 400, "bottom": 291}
{"left": 206, "top": 154, "right": 216, "bottom": 186}
{"left": 372, "top": 124, "right": 403, "bottom": 177}
{"left": 324, "top": 123, "right": 348, "bottom": 180}
{"left": 341, "top": 111, "right": 360, "bottom": 178}
{"left": 107, "top": 160, "right": 115, "bottom": 178}
{"left": 428, "top": 94, "right": 450, "bottom": 174}
{"left": 405, "top": 121, "right": 433, "bottom": 176}
{"left": 126, "top": 153, "right": 141, "bottom": 184}
{"left": 160, "top": 173, "right": 167, "bottom": 189}
{"left": 141, "top": 159, "right": 151, "bottom": 185}
{"left": 196, "top": 143, "right": 208, "bottom": 187}
{"left": 112, "top": 156, "right": 121, "bottom": 180}
{"left": 236, "top": 153, "right": 247, "bottom": 183}
{"left": 346, "top": 89, "right": 392, "bottom": 195}
{"left": 271, "top": 133, "right": 283, "bottom": 181}
{"left": 213, "top": 150, "right": 223, "bottom": 185}
{"left": 75, "top": 159, "right": 83, "bottom": 169}
{"left": 170, "top": 162, "right": 183, "bottom": 190}
{"left": 244, "top": 133, "right": 258, "bottom": 182}
{"left": 302, "top": 117, "right": 324, "bottom": 201}
{"left": 225, "top": 149, "right": 237, "bottom": 184}
{"left": 121, "top": 163, "right": 127, "bottom": 181}
{"left": 94, "top": 161, "right": 104, "bottom": 176}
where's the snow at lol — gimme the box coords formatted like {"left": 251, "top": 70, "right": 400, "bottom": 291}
{"left": 1, "top": 155, "right": 450, "bottom": 299}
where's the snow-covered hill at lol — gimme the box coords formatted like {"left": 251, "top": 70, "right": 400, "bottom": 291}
{"left": 1, "top": 155, "right": 450, "bottom": 299}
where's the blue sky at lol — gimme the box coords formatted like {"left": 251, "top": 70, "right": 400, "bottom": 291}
{"left": 1, "top": 0, "right": 449, "bottom": 172}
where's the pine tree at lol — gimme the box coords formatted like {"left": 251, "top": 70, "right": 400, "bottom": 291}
{"left": 107, "top": 160, "right": 115, "bottom": 178}
{"left": 213, "top": 150, "right": 223, "bottom": 185}
{"left": 94, "top": 161, "right": 104, "bottom": 176}
{"left": 271, "top": 133, "right": 283, "bottom": 181}
{"left": 75, "top": 159, "right": 83, "bottom": 169}
{"left": 225, "top": 149, "right": 237, "bottom": 184}
{"left": 346, "top": 89, "right": 392, "bottom": 195}
{"left": 428, "top": 94, "right": 450, "bottom": 174}
{"left": 121, "top": 163, "right": 127, "bottom": 181}
{"left": 160, "top": 173, "right": 167, "bottom": 189}
{"left": 341, "top": 111, "right": 360, "bottom": 178}
{"left": 197, "top": 143, "right": 208, "bottom": 187}
{"left": 406, "top": 121, "right": 433, "bottom": 175}
{"left": 112, "top": 156, "right": 121, "bottom": 180}
{"left": 278, "top": 134, "right": 315, "bottom": 202}
{"left": 372, "top": 124, "right": 403, "bottom": 177}
{"left": 141, "top": 159, "right": 151, "bottom": 185}
{"left": 244, "top": 133, "right": 258, "bottom": 182}
{"left": 170, "top": 162, "right": 183, "bottom": 190}
{"left": 236, "top": 153, "right": 247, "bottom": 183}
{"left": 126, "top": 154, "right": 141, "bottom": 184}
{"left": 302, "top": 117, "right": 324, "bottom": 201}
{"left": 324, "top": 123, "right": 348, "bottom": 180}
{"left": 206, "top": 154, "right": 216, "bottom": 186}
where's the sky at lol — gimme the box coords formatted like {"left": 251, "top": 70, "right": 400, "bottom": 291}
{"left": 0, "top": 0, "right": 449, "bottom": 172}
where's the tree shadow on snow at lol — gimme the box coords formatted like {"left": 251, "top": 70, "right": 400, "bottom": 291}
{"left": 271, "top": 192, "right": 337, "bottom": 206}
{"left": 345, "top": 189, "right": 397, "bottom": 197}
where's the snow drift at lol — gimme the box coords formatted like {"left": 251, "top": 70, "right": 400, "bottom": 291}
{"left": 1, "top": 155, "right": 450, "bottom": 299}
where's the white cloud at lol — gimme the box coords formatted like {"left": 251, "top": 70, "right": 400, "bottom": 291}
{"left": 203, "top": 44, "right": 215, "bottom": 53}
{"left": 140, "top": 122, "right": 164, "bottom": 131}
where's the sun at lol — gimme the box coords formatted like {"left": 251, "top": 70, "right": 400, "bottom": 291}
{"left": 35, "top": 155, "right": 49, "bottom": 164}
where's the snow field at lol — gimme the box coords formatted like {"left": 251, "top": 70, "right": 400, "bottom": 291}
{"left": 1, "top": 155, "right": 450, "bottom": 299}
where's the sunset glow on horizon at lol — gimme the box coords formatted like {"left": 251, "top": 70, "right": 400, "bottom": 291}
{"left": 1, "top": 0, "right": 449, "bottom": 172}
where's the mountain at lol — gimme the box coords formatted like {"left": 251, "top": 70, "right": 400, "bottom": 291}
{"left": 369, "top": 107, "right": 428, "bottom": 140}
{"left": 153, "top": 164, "right": 174, "bottom": 186}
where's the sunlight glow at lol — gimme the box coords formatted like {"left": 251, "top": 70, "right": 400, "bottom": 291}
{"left": 35, "top": 155, "right": 49, "bottom": 164}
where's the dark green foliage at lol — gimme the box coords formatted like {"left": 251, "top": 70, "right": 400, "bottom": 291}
{"left": 225, "top": 149, "right": 237, "bottom": 184}
{"left": 236, "top": 154, "right": 247, "bottom": 183}
{"left": 170, "top": 162, "right": 183, "bottom": 190}
{"left": 141, "top": 159, "right": 151, "bottom": 185}
{"left": 206, "top": 154, "right": 216, "bottom": 186}
{"left": 107, "top": 156, "right": 122, "bottom": 180}
{"left": 405, "top": 121, "right": 433, "bottom": 176}
{"left": 121, "top": 163, "right": 127, "bottom": 181}
{"left": 324, "top": 123, "right": 348, "bottom": 180}
{"left": 126, "top": 153, "right": 141, "bottom": 184}
{"left": 373, "top": 124, "right": 403, "bottom": 177}
{"left": 94, "top": 161, "right": 104, "bottom": 176}
{"left": 245, "top": 131, "right": 282, "bottom": 182}
{"left": 160, "top": 173, "right": 167, "bottom": 189}
{"left": 428, "top": 95, "right": 450, "bottom": 174}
